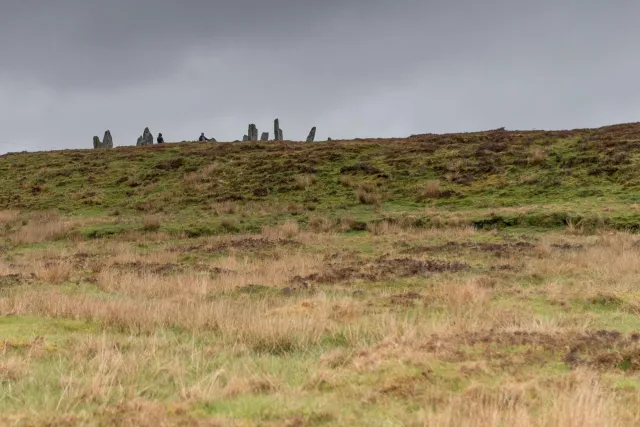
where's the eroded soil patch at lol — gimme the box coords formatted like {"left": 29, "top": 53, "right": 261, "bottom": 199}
{"left": 420, "top": 330, "right": 640, "bottom": 372}
{"left": 292, "top": 257, "right": 469, "bottom": 285}
{"left": 401, "top": 241, "right": 534, "bottom": 257}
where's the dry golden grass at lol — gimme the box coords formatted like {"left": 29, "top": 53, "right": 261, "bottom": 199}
{"left": 0, "top": 210, "right": 20, "bottom": 226}
{"left": 307, "top": 216, "right": 334, "bottom": 233}
{"left": 141, "top": 215, "right": 161, "bottom": 232}
{"left": 2, "top": 221, "right": 640, "bottom": 425}
{"left": 293, "top": 174, "right": 317, "bottom": 190}
{"left": 356, "top": 186, "right": 381, "bottom": 206}
{"left": 339, "top": 175, "right": 357, "bottom": 188}
{"left": 419, "top": 180, "right": 441, "bottom": 199}
{"left": 262, "top": 221, "right": 300, "bottom": 239}
{"left": 527, "top": 147, "right": 548, "bottom": 165}
{"left": 416, "top": 370, "right": 621, "bottom": 427}
{"left": 33, "top": 260, "right": 73, "bottom": 285}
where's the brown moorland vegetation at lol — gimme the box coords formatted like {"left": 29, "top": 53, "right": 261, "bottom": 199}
{"left": 1, "top": 123, "right": 640, "bottom": 425}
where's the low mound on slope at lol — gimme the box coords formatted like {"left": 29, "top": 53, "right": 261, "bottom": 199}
{"left": 2, "top": 122, "right": 640, "bottom": 231}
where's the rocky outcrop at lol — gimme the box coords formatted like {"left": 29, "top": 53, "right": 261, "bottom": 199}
{"left": 306, "top": 127, "right": 316, "bottom": 142}
{"left": 261, "top": 132, "right": 269, "bottom": 141}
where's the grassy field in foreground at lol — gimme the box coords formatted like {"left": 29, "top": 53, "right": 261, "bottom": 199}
{"left": 1, "top": 124, "right": 640, "bottom": 425}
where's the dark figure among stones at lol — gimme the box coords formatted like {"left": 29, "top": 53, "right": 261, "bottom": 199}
{"left": 157, "top": 133, "right": 164, "bottom": 144}
{"left": 198, "top": 133, "right": 210, "bottom": 142}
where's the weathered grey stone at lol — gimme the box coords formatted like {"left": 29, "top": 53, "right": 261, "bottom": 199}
{"left": 103, "top": 130, "right": 113, "bottom": 148}
{"left": 143, "top": 127, "right": 153, "bottom": 145}
{"left": 274, "top": 119, "right": 281, "bottom": 141}
{"left": 136, "top": 127, "right": 154, "bottom": 146}
{"left": 243, "top": 135, "right": 248, "bottom": 142}
{"left": 306, "top": 127, "right": 316, "bottom": 142}
{"left": 278, "top": 129, "right": 283, "bottom": 141}
{"left": 93, "top": 136, "right": 101, "bottom": 149}
{"left": 247, "top": 124, "right": 258, "bottom": 141}
{"left": 261, "top": 132, "right": 269, "bottom": 141}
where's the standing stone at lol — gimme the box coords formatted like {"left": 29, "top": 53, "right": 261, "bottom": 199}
{"left": 242, "top": 135, "right": 249, "bottom": 142}
{"left": 93, "top": 136, "right": 101, "bottom": 149}
{"left": 278, "top": 129, "right": 283, "bottom": 141}
{"left": 306, "top": 127, "right": 316, "bottom": 142}
{"left": 274, "top": 119, "right": 281, "bottom": 141}
{"left": 261, "top": 132, "right": 269, "bottom": 141}
{"left": 103, "top": 130, "right": 113, "bottom": 148}
{"left": 136, "top": 127, "right": 154, "bottom": 146}
{"left": 248, "top": 124, "right": 258, "bottom": 141}
{"left": 328, "top": 137, "right": 332, "bottom": 141}
{"left": 143, "top": 127, "right": 153, "bottom": 145}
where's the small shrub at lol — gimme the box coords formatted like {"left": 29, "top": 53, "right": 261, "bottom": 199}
{"left": 528, "top": 148, "right": 548, "bottom": 165}
{"left": 141, "top": 216, "right": 161, "bottom": 232}
{"left": 308, "top": 216, "right": 334, "bottom": 233}
{"left": 287, "top": 203, "right": 304, "bottom": 215}
{"left": 34, "top": 261, "right": 72, "bottom": 285}
{"left": 339, "top": 176, "right": 356, "bottom": 188}
{"left": 0, "top": 210, "right": 19, "bottom": 227}
{"left": 356, "top": 186, "right": 381, "bottom": 206}
{"left": 339, "top": 217, "right": 367, "bottom": 232}
{"left": 220, "top": 218, "right": 239, "bottom": 232}
{"left": 262, "top": 221, "right": 299, "bottom": 239}
{"left": 294, "top": 174, "right": 317, "bottom": 190}
{"left": 212, "top": 201, "right": 239, "bottom": 215}
{"left": 366, "top": 221, "right": 400, "bottom": 235}
{"left": 419, "top": 180, "right": 441, "bottom": 199}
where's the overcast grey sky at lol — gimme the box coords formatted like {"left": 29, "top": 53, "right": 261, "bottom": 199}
{"left": 1, "top": 1, "right": 640, "bottom": 153}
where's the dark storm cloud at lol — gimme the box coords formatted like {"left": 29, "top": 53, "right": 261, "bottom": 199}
{"left": 1, "top": 1, "right": 640, "bottom": 153}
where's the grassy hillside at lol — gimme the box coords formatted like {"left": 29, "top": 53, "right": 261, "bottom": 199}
{"left": 3, "top": 122, "right": 640, "bottom": 232}
{"left": 1, "top": 124, "right": 640, "bottom": 425}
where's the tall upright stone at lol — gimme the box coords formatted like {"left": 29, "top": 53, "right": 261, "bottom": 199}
{"left": 278, "top": 129, "right": 283, "bottom": 141}
{"left": 143, "top": 127, "right": 153, "bottom": 145}
{"left": 274, "top": 119, "right": 281, "bottom": 141}
{"left": 248, "top": 124, "right": 258, "bottom": 141}
{"left": 103, "top": 130, "right": 113, "bottom": 148}
{"left": 93, "top": 130, "right": 114, "bottom": 149}
{"left": 306, "top": 127, "right": 316, "bottom": 142}
{"left": 260, "top": 132, "right": 269, "bottom": 141}
{"left": 136, "top": 127, "right": 154, "bottom": 146}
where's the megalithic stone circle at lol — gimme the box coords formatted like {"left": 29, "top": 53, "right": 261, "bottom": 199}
{"left": 306, "top": 127, "right": 316, "bottom": 142}
{"left": 260, "top": 132, "right": 269, "bottom": 141}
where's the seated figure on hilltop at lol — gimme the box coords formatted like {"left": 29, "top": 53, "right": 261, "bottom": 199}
{"left": 198, "top": 133, "right": 210, "bottom": 142}
{"left": 157, "top": 133, "right": 164, "bottom": 144}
